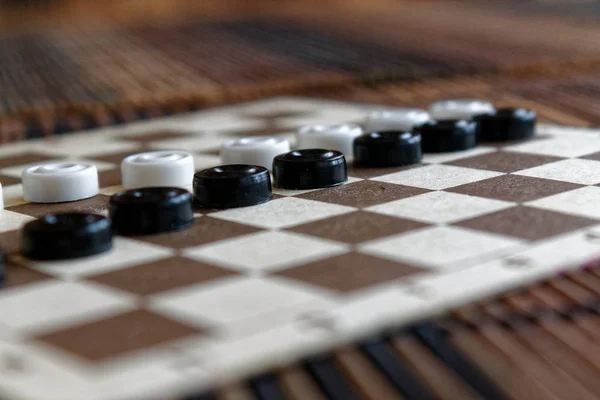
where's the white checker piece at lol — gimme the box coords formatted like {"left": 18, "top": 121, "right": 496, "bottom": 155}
{"left": 121, "top": 151, "right": 195, "bottom": 189}
{"left": 220, "top": 136, "right": 290, "bottom": 170}
{"left": 296, "top": 124, "right": 362, "bottom": 157}
{"left": 363, "top": 108, "right": 430, "bottom": 132}
{"left": 367, "top": 191, "right": 514, "bottom": 224}
{"left": 22, "top": 162, "right": 99, "bottom": 203}
{"left": 0, "top": 159, "right": 115, "bottom": 179}
{"left": 370, "top": 164, "right": 503, "bottom": 190}
{"left": 428, "top": 99, "right": 494, "bottom": 120}
{"left": 4, "top": 97, "right": 600, "bottom": 400}
{"left": 184, "top": 231, "right": 348, "bottom": 274}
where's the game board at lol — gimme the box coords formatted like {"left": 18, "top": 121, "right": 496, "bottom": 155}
{"left": 2, "top": 97, "right": 600, "bottom": 400}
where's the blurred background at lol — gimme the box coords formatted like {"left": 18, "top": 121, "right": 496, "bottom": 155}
{"left": 1, "top": 0, "right": 600, "bottom": 142}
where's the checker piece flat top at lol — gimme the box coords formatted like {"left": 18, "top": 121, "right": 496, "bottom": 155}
{"left": 296, "top": 123, "right": 363, "bottom": 157}
{"left": 220, "top": 136, "right": 290, "bottom": 170}
{"left": 429, "top": 99, "right": 495, "bottom": 121}
{"left": 22, "top": 162, "right": 99, "bottom": 203}
{"left": 364, "top": 108, "right": 431, "bottom": 132}
{"left": 121, "top": 150, "right": 195, "bottom": 189}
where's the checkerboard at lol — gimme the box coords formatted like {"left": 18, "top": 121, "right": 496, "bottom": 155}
{"left": 2, "top": 97, "right": 600, "bottom": 400}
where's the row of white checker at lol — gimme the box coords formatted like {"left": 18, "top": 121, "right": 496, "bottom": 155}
{"left": 3, "top": 98, "right": 496, "bottom": 204}
{"left": 0, "top": 98, "right": 511, "bottom": 163}
{"left": 2, "top": 123, "right": 600, "bottom": 207}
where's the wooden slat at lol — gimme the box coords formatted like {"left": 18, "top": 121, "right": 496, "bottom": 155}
{"left": 334, "top": 347, "right": 406, "bottom": 400}
{"left": 391, "top": 335, "right": 479, "bottom": 400}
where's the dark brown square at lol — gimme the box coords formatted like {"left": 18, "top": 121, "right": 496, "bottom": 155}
{"left": 287, "top": 211, "right": 429, "bottom": 244}
{"left": 98, "top": 168, "right": 122, "bottom": 188}
{"left": 0, "top": 152, "right": 57, "bottom": 169}
{"left": 6, "top": 195, "right": 109, "bottom": 218}
{"left": 0, "top": 229, "right": 20, "bottom": 255}
{"left": 0, "top": 175, "right": 21, "bottom": 186}
{"left": 581, "top": 151, "right": 600, "bottom": 161}
{"left": 135, "top": 216, "right": 263, "bottom": 249}
{"left": 454, "top": 206, "right": 599, "bottom": 241}
{"left": 35, "top": 310, "right": 203, "bottom": 362}
{"left": 447, "top": 175, "right": 582, "bottom": 203}
{"left": 346, "top": 163, "right": 426, "bottom": 179}
{"left": 297, "top": 180, "right": 430, "bottom": 208}
{"left": 275, "top": 252, "right": 426, "bottom": 293}
{"left": 87, "top": 256, "right": 236, "bottom": 295}
{"left": 446, "top": 151, "right": 563, "bottom": 173}
{"left": 2, "top": 260, "right": 52, "bottom": 289}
